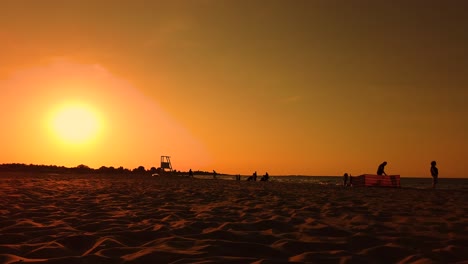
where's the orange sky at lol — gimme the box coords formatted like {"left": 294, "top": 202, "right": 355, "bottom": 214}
{"left": 1, "top": 1, "right": 467, "bottom": 177}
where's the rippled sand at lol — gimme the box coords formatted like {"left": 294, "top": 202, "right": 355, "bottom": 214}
{"left": 0, "top": 173, "right": 467, "bottom": 263}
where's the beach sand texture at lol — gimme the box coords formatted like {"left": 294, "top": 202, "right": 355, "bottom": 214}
{"left": 0, "top": 173, "right": 467, "bottom": 264}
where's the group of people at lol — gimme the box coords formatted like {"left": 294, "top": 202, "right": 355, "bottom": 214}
{"left": 189, "top": 161, "right": 440, "bottom": 188}
{"left": 343, "top": 160, "right": 440, "bottom": 188}
{"left": 247, "top": 171, "right": 269, "bottom": 181}
{"left": 187, "top": 169, "right": 270, "bottom": 182}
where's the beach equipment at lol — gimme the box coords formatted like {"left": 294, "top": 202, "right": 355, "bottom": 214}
{"left": 352, "top": 174, "right": 401, "bottom": 187}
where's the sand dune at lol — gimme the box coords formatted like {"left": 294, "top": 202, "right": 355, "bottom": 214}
{"left": 0, "top": 173, "right": 467, "bottom": 263}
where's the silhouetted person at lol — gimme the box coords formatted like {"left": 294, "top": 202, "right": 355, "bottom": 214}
{"left": 377, "top": 161, "right": 387, "bottom": 176}
{"left": 260, "top": 172, "right": 269, "bottom": 181}
{"left": 189, "top": 169, "right": 193, "bottom": 178}
{"left": 430, "top": 161, "right": 438, "bottom": 189}
{"left": 253, "top": 171, "right": 257, "bottom": 181}
{"left": 213, "top": 170, "right": 217, "bottom": 179}
{"left": 343, "top": 173, "right": 349, "bottom": 186}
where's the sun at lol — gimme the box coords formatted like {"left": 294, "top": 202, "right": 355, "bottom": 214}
{"left": 50, "top": 103, "right": 101, "bottom": 145}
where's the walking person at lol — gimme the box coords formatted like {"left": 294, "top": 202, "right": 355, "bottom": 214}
{"left": 430, "top": 161, "right": 438, "bottom": 188}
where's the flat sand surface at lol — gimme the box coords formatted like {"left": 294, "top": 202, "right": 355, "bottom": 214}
{"left": 0, "top": 173, "right": 467, "bottom": 263}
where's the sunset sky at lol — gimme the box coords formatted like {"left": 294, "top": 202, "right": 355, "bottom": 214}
{"left": 1, "top": 1, "right": 467, "bottom": 177}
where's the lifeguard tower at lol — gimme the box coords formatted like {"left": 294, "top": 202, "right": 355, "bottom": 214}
{"left": 160, "top": 156, "right": 172, "bottom": 172}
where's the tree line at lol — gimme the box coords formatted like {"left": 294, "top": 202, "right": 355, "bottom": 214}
{"left": 0, "top": 163, "right": 217, "bottom": 176}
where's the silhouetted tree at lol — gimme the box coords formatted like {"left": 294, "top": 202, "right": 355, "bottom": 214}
{"left": 133, "top": 166, "right": 146, "bottom": 174}
{"left": 98, "top": 166, "right": 108, "bottom": 173}
{"left": 116, "top": 166, "right": 125, "bottom": 173}
{"left": 75, "top": 164, "right": 92, "bottom": 173}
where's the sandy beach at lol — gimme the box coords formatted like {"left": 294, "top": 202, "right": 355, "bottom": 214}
{"left": 0, "top": 173, "right": 467, "bottom": 263}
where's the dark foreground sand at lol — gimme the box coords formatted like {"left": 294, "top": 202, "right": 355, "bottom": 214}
{"left": 0, "top": 173, "right": 467, "bottom": 264}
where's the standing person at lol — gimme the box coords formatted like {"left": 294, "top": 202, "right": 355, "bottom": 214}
{"left": 189, "top": 169, "right": 193, "bottom": 178}
{"left": 253, "top": 171, "right": 257, "bottom": 181}
{"left": 377, "top": 161, "right": 388, "bottom": 176}
{"left": 430, "top": 161, "right": 438, "bottom": 189}
{"left": 213, "top": 170, "right": 217, "bottom": 179}
{"left": 343, "top": 173, "right": 349, "bottom": 186}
